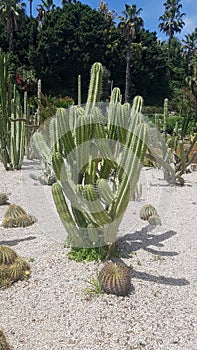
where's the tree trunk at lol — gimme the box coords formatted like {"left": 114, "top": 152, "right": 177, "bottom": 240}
{"left": 125, "top": 36, "right": 131, "bottom": 103}
{"left": 30, "top": 0, "right": 33, "bottom": 18}
{"left": 9, "top": 31, "right": 14, "bottom": 51}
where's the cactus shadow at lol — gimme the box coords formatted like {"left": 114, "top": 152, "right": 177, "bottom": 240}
{"left": 0, "top": 236, "right": 36, "bottom": 247}
{"left": 115, "top": 228, "right": 190, "bottom": 287}
{"left": 116, "top": 226, "right": 178, "bottom": 258}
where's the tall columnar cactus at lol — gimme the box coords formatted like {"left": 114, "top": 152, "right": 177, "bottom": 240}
{"left": 0, "top": 50, "right": 27, "bottom": 170}
{"left": 163, "top": 98, "right": 168, "bottom": 138}
{"left": 33, "top": 62, "right": 176, "bottom": 248}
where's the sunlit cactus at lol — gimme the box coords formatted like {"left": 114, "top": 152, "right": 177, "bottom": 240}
{"left": 0, "top": 246, "right": 30, "bottom": 289}
{"left": 99, "top": 261, "right": 131, "bottom": 296}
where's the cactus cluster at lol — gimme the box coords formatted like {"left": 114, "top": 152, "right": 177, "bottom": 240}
{"left": 32, "top": 62, "right": 175, "bottom": 248}
{"left": 0, "top": 193, "right": 8, "bottom": 206}
{"left": 140, "top": 204, "right": 161, "bottom": 226}
{"left": 0, "top": 245, "right": 30, "bottom": 288}
{"left": 0, "top": 50, "right": 27, "bottom": 170}
{"left": 99, "top": 261, "right": 131, "bottom": 296}
{"left": 2, "top": 204, "right": 36, "bottom": 228}
{"left": 0, "top": 329, "right": 11, "bottom": 350}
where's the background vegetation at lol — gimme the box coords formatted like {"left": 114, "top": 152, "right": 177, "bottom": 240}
{"left": 0, "top": 0, "right": 196, "bottom": 129}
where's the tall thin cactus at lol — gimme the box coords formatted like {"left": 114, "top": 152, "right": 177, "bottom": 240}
{"left": 0, "top": 50, "right": 26, "bottom": 170}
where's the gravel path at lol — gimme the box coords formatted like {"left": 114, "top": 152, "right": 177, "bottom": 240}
{"left": 0, "top": 160, "right": 197, "bottom": 350}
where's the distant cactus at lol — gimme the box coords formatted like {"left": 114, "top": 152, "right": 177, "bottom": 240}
{"left": 2, "top": 204, "right": 36, "bottom": 228}
{"left": 148, "top": 215, "right": 161, "bottom": 226}
{"left": 0, "top": 246, "right": 30, "bottom": 289}
{"left": 99, "top": 261, "right": 131, "bottom": 296}
{"left": 4, "top": 204, "right": 26, "bottom": 219}
{"left": 0, "top": 329, "right": 11, "bottom": 350}
{"left": 140, "top": 204, "right": 158, "bottom": 221}
{"left": 0, "top": 193, "right": 8, "bottom": 206}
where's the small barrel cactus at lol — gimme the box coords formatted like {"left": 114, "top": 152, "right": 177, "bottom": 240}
{"left": 140, "top": 204, "right": 158, "bottom": 221}
{"left": 99, "top": 261, "right": 131, "bottom": 296}
{"left": 0, "top": 193, "right": 8, "bottom": 206}
{"left": 0, "top": 246, "right": 30, "bottom": 289}
{"left": 4, "top": 204, "right": 26, "bottom": 219}
{"left": 148, "top": 215, "right": 161, "bottom": 226}
{"left": 0, "top": 329, "right": 11, "bottom": 350}
{"left": 2, "top": 204, "right": 36, "bottom": 228}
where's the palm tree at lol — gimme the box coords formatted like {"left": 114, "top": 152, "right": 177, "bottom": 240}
{"left": 182, "top": 31, "right": 197, "bottom": 74}
{"left": 0, "top": 0, "right": 25, "bottom": 51}
{"left": 41, "top": 0, "right": 54, "bottom": 12}
{"left": 28, "top": 0, "right": 33, "bottom": 18}
{"left": 158, "top": 0, "right": 185, "bottom": 63}
{"left": 186, "top": 54, "right": 197, "bottom": 130}
{"left": 118, "top": 4, "right": 143, "bottom": 103}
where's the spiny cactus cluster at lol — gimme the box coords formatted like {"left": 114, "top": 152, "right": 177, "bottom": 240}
{"left": 140, "top": 204, "right": 161, "bottom": 226}
{"left": 2, "top": 204, "right": 36, "bottom": 228}
{"left": 99, "top": 261, "right": 131, "bottom": 296}
{"left": 0, "top": 245, "right": 30, "bottom": 289}
{"left": 33, "top": 62, "right": 175, "bottom": 248}
{"left": 0, "top": 329, "right": 11, "bottom": 350}
{"left": 0, "top": 193, "right": 8, "bottom": 206}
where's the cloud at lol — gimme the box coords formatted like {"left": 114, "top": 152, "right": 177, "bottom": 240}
{"left": 182, "top": 16, "right": 197, "bottom": 35}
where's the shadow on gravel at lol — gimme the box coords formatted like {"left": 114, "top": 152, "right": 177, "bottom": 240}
{"left": 130, "top": 270, "right": 189, "bottom": 286}
{"left": 116, "top": 228, "right": 190, "bottom": 286}
{"left": 0, "top": 236, "right": 36, "bottom": 247}
{"left": 117, "top": 227, "right": 178, "bottom": 258}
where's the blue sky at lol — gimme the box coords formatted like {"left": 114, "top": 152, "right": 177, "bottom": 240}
{"left": 25, "top": 0, "right": 197, "bottom": 41}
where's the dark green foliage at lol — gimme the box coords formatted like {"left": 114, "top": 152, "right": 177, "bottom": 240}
{"left": 99, "top": 261, "right": 131, "bottom": 296}
{"left": 0, "top": 329, "right": 11, "bottom": 350}
{"left": 0, "top": 246, "right": 30, "bottom": 289}
{"left": 66, "top": 245, "right": 112, "bottom": 263}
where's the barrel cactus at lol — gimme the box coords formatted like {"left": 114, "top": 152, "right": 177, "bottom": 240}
{"left": 0, "top": 193, "right": 8, "bottom": 206}
{"left": 2, "top": 204, "right": 36, "bottom": 228}
{"left": 148, "top": 215, "right": 161, "bottom": 226}
{"left": 140, "top": 204, "right": 158, "bottom": 221}
{"left": 0, "top": 246, "right": 30, "bottom": 288}
{"left": 0, "top": 329, "right": 11, "bottom": 350}
{"left": 99, "top": 261, "right": 131, "bottom": 296}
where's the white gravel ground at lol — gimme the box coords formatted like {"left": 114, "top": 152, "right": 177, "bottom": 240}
{"left": 0, "top": 160, "right": 197, "bottom": 350}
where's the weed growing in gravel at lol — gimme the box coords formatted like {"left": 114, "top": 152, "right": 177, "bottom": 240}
{"left": 84, "top": 273, "right": 103, "bottom": 296}
{"left": 66, "top": 245, "right": 121, "bottom": 263}
{"left": 151, "top": 254, "right": 165, "bottom": 262}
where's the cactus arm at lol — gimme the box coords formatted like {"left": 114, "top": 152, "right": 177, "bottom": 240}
{"left": 110, "top": 123, "right": 148, "bottom": 219}
{"left": 85, "top": 62, "right": 103, "bottom": 115}
{"left": 52, "top": 183, "right": 84, "bottom": 246}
